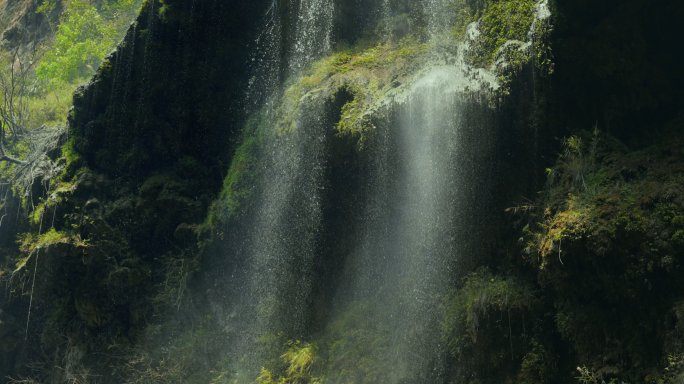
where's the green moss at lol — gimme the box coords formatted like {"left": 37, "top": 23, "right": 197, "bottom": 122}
{"left": 519, "top": 339, "right": 554, "bottom": 384}
{"left": 19, "top": 228, "right": 86, "bottom": 253}
{"left": 470, "top": 0, "right": 535, "bottom": 67}
{"left": 14, "top": 229, "right": 87, "bottom": 272}
{"left": 319, "top": 301, "right": 389, "bottom": 384}
{"left": 335, "top": 79, "right": 382, "bottom": 146}
{"left": 383, "top": 37, "right": 428, "bottom": 63}
{"left": 532, "top": 16, "right": 554, "bottom": 75}
{"left": 521, "top": 130, "right": 684, "bottom": 377}
{"left": 256, "top": 340, "right": 322, "bottom": 384}
{"left": 205, "top": 110, "right": 267, "bottom": 231}
{"left": 450, "top": 0, "right": 480, "bottom": 41}
{"left": 441, "top": 268, "right": 535, "bottom": 355}
{"left": 276, "top": 51, "right": 355, "bottom": 134}
{"left": 220, "top": 114, "right": 263, "bottom": 214}
{"left": 275, "top": 37, "right": 427, "bottom": 146}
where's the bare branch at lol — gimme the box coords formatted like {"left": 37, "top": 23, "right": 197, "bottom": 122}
{"left": 0, "top": 155, "right": 26, "bottom": 165}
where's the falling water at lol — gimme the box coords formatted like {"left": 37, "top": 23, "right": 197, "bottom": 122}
{"left": 224, "top": 0, "right": 336, "bottom": 380}
{"left": 336, "top": 63, "right": 498, "bottom": 381}
{"left": 225, "top": 0, "right": 498, "bottom": 381}
{"left": 423, "top": 0, "right": 452, "bottom": 38}
{"left": 289, "top": 0, "right": 335, "bottom": 74}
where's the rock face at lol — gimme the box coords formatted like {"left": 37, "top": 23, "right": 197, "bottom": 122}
{"left": 0, "top": 0, "right": 62, "bottom": 51}
{"left": 0, "top": 310, "right": 22, "bottom": 376}
{"left": 0, "top": 0, "right": 270, "bottom": 382}
{"left": 0, "top": 0, "right": 683, "bottom": 383}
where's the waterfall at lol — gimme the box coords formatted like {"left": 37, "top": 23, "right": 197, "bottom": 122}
{"left": 224, "top": 0, "right": 498, "bottom": 381}
{"left": 289, "top": 0, "right": 335, "bottom": 74}
{"left": 224, "top": 0, "right": 336, "bottom": 380}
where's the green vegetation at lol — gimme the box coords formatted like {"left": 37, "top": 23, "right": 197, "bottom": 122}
{"left": 33, "top": 0, "right": 141, "bottom": 125}
{"left": 205, "top": 109, "right": 268, "bottom": 231}
{"left": 449, "top": 0, "right": 480, "bottom": 41}
{"left": 256, "top": 341, "right": 322, "bottom": 384}
{"left": 449, "top": 0, "right": 537, "bottom": 68}
{"left": 0, "top": 0, "right": 142, "bottom": 169}
{"left": 275, "top": 37, "right": 427, "bottom": 145}
{"left": 318, "top": 301, "right": 390, "bottom": 384}
{"left": 245, "top": 302, "right": 391, "bottom": 384}
{"left": 37, "top": 0, "right": 142, "bottom": 86}
{"left": 441, "top": 268, "right": 535, "bottom": 356}
{"left": 576, "top": 366, "right": 629, "bottom": 384}
{"left": 472, "top": 0, "right": 535, "bottom": 66}
{"left": 514, "top": 127, "right": 684, "bottom": 381}
{"left": 273, "top": 0, "right": 551, "bottom": 148}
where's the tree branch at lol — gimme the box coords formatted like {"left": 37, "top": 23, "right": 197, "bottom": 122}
{"left": 0, "top": 155, "right": 26, "bottom": 165}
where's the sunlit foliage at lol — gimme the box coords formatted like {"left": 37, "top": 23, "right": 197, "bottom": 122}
{"left": 36, "top": 0, "right": 142, "bottom": 86}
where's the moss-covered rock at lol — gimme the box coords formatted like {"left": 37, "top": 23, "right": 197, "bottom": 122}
{"left": 521, "top": 126, "right": 684, "bottom": 380}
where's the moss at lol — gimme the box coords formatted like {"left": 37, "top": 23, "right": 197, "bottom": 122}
{"left": 247, "top": 301, "right": 392, "bottom": 384}
{"left": 441, "top": 267, "right": 535, "bottom": 355}
{"left": 256, "top": 340, "right": 322, "bottom": 384}
{"left": 318, "top": 301, "right": 390, "bottom": 384}
{"left": 519, "top": 339, "right": 555, "bottom": 384}
{"left": 335, "top": 79, "right": 382, "bottom": 146}
{"left": 521, "top": 130, "right": 684, "bottom": 377}
{"left": 470, "top": 0, "right": 535, "bottom": 67}
{"left": 450, "top": 0, "right": 480, "bottom": 41}
{"left": 440, "top": 268, "right": 553, "bottom": 383}
{"left": 205, "top": 109, "right": 267, "bottom": 231}
{"left": 532, "top": 14, "right": 554, "bottom": 75}
{"left": 528, "top": 131, "right": 684, "bottom": 269}
{"left": 275, "top": 37, "right": 427, "bottom": 145}
{"left": 14, "top": 229, "right": 87, "bottom": 272}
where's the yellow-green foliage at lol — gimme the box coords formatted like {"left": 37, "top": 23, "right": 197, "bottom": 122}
{"left": 207, "top": 110, "right": 267, "bottom": 230}
{"left": 256, "top": 341, "right": 322, "bottom": 384}
{"left": 26, "top": 83, "right": 74, "bottom": 128}
{"left": 221, "top": 112, "right": 265, "bottom": 213}
{"left": 526, "top": 131, "right": 684, "bottom": 269}
{"left": 320, "top": 301, "right": 389, "bottom": 384}
{"left": 61, "top": 136, "right": 83, "bottom": 171}
{"left": 441, "top": 268, "right": 534, "bottom": 355}
{"left": 519, "top": 339, "right": 554, "bottom": 384}
{"left": 657, "top": 203, "right": 684, "bottom": 244}
{"left": 576, "top": 366, "right": 627, "bottom": 384}
{"left": 450, "top": 0, "right": 479, "bottom": 41}
{"left": 276, "top": 51, "right": 354, "bottom": 134}
{"left": 527, "top": 193, "right": 591, "bottom": 267}
{"left": 37, "top": 0, "right": 143, "bottom": 86}
{"left": 470, "top": 0, "right": 535, "bottom": 67}
{"left": 252, "top": 302, "right": 391, "bottom": 384}
{"left": 519, "top": 131, "right": 684, "bottom": 379}
{"left": 335, "top": 80, "right": 380, "bottom": 144}
{"left": 18, "top": 228, "right": 86, "bottom": 254}
{"left": 14, "top": 229, "right": 87, "bottom": 272}
{"left": 532, "top": 12, "right": 554, "bottom": 75}
{"left": 275, "top": 38, "right": 427, "bottom": 144}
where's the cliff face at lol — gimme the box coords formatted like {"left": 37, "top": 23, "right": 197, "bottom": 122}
{"left": 0, "top": 0, "right": 62, "bottom": 51}
{"left": 0, "top": 0, "right": 683, "bottom": 383}
{"left": 0, "top": 0, "right": 268, "bottom": 382}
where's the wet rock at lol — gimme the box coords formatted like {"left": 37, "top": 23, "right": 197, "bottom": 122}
{"left": 84, "top": 198, "right": 101, "bottom": 212}
{"left": 174, "top": 223, "right": 197, "bottom": 244}
{"left": 0, "top": 309, "right": 22, "bottom": 353}
{"left": 75, "top": 296, "right": 111, "bottom": 328}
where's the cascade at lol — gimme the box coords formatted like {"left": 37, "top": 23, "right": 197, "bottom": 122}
{"left": 223, "top": 0, "right": 503, "bottom": 381}
{"left": 289, "top": 0, "right": 335, "bottom": 73}
{"left": 226, "top": 0, "right": 336, "bottom": 379}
